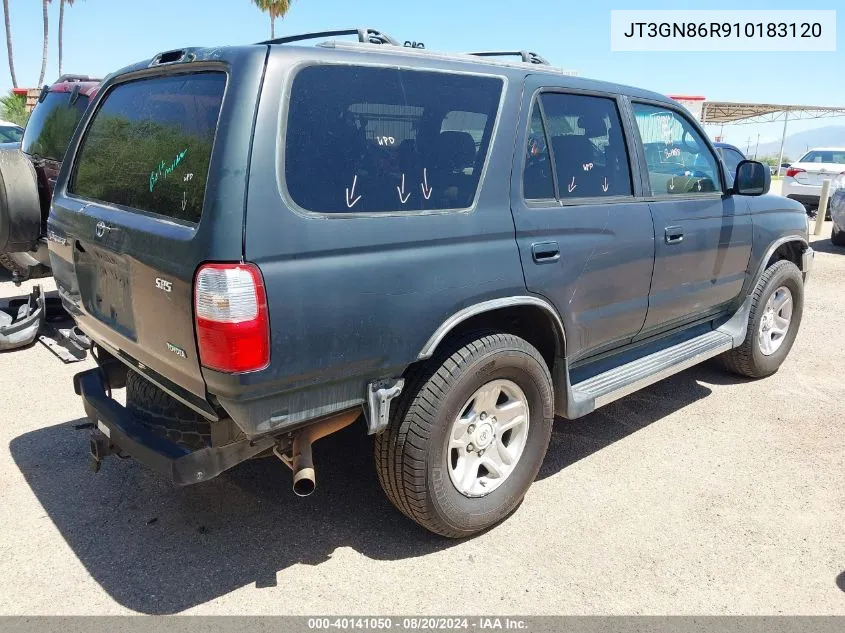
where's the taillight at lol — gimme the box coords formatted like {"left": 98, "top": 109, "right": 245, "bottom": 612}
{"left": 194, "top": 263, "right": 270, "bottom": 373}
{"left": 786, "top": 167, "right": 804, "bottom": 178}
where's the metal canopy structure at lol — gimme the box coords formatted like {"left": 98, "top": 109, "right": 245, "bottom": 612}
{"left": 670, "top": 97, "right": 845, "bottom": 176}
{"left": 700, "top": 102, "right": 845, "bottom": 124}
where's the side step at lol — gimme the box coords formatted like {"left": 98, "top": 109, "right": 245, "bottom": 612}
{"left": 571, "top": 330, "right": 733, "bottom": 411}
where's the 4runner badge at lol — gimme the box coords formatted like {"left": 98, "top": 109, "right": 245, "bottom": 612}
{"left": 155, "top": 278, "right": 173, "bottom": 293}
{"left": 167, "top": 342, "right": 187, "bottom": 359}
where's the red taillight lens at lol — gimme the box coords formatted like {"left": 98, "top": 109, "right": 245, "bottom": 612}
{"left": 194, "top": 263, "right": 270, "bottom": 373}
{"left": 786, "top": 167, "right": 804, "bottom": 178}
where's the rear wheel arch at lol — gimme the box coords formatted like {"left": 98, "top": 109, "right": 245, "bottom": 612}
{"left": 417, "top": 297, "right": 567, "bottom": 371}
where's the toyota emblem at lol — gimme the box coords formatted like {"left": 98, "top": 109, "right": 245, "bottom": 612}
{"left": 95, "top": 221, "right": 106, "bottom": 238}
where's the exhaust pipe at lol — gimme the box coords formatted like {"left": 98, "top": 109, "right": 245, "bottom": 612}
{"left": 288, "top": 410, "right": 360, "bottom": 497}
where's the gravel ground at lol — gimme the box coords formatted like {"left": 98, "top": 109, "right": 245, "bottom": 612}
{"left": 0, "top": 224, "right": 842, "bottom": 615}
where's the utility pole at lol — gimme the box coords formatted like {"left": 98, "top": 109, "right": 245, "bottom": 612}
{"left": 754, "top": 134, "right": 760, "bottom": 159}
{"left": 776, "top": 111, "right": 790, "bottom": 177}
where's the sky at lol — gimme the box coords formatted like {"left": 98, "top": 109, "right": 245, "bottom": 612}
{"left": 1, "top": 0, "right": 842, "bottom": 152}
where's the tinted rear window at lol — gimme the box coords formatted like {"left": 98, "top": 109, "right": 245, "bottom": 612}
{"left": 285, "top": 65, "right": 503, "bottom": 213}
{"left": 70, "top": 73, "right": 226, "bottom": 224}
{"left": 21, "top": 91, "right": 89, "bottom": 161}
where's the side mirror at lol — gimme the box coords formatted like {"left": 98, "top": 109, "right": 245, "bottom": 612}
{"left": 734, "top": 160, "right": 771, "bottom": 196}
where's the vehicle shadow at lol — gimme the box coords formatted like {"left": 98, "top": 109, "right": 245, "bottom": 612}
{"left": 810, "top": 237, "right": 844, "bottom": 255}
{"left": 9, "top": 362, "right": 738, "bottom": 614}
{"left": 538, "top": 362, "right": 730, "bottom": 479}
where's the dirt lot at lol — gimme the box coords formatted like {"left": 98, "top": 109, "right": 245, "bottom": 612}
{"left": 0, "top": 224, "right": 843, "bottom": 615}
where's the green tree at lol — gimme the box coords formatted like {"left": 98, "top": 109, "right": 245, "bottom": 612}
{"left": 252, "top": 0, "right": 293, "bottom": 39}
{"left": 38, "top": 0, "right": 49, "bottom": 86}
{"left": 2, "top": 0, "right": 17, "bottom": 87}
{"left": 0, "top": 90, "right": 27, "bottom": 126}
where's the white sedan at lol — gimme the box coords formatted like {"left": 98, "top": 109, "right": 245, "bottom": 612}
{"left": 781, "top": 147, "right": 845, "bottom": 216}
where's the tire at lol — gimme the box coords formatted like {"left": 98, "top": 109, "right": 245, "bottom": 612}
{"left": 375, "top": 333, "right": 554, "bottom": 538}
{"left": 721, "top": 260, "right": 804, "bottom": 378}
{"left": 832, "top": 224, "right": 845, "bottom": 247}
{"left": 0, "top": 149, "right": 41, "bottom": 253}
{"left": 125, "top": 370, "right": 211, "bottom": 451}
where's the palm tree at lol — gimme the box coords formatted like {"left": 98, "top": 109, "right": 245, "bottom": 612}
{"left": 38, "top": 0, "right": 49, "bottom": 86}
{"left": 253, "top": 0, "right": 292, "bottom": 39}
{"left": 57, "top": 0, "right": 77, "bottom": 76}
{"left": 2, "top": 0, "right": 17, "bottom": 88}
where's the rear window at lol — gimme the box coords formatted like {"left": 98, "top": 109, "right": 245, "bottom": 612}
{"left": 70, "top": 73, "right": 226, "bottom": 224}
{"left": 21, "top": 91, "right": 90, "bottom": 161}
{"left": 285, "top": 65, "right": 503, "bottom": 213}
{"left": 799, "top": 150, "right": 845, "bottom": 165}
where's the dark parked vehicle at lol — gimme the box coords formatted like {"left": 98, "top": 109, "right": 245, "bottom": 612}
{"left": 46, "top": 30, "right": 813, "bottom": 537}
{"left": 0, "top": 75, "right": 100, "bottom": 281}
{"left": 713, "top": 142, "right": 747, "bottom": 181}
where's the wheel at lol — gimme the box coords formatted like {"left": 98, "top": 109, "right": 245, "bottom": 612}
{"left": 832, "top": 224, "right": 845, "bottom": 246}
{"left": 721, "top": 260, "right": 804, "bottom": 378}
{"left": 375, "top": 332, "right": 554, "bottom": 537}
{"left": 125, "top": 370, "right": 211, "bottom": 451}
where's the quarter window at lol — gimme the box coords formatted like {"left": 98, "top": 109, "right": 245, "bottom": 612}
{"left": 633, "top": 104, "right": 721, "bottom": 195}
{"left": 285, "top": 65, "right": 503, "bottom": 213}
{"left": 522, "top": 103, "right": 555, "bottom": 200}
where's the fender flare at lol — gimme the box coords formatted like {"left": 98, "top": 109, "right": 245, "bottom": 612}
{"left": 417, "top": 295, "right": 567, "bottom": 360}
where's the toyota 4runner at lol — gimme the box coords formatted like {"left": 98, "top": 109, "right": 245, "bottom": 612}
{"left": 47, "top": 29, "right": 814, "bottom": 537}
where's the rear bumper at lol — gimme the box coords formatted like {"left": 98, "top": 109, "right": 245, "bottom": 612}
{"left": 74, "top": 368, "right": 276, "bottom": 485}
{"left": 782, "top": 179, "right": 821, "bottom": 207}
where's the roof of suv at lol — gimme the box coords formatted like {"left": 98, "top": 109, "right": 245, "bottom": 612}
{"left": 105, "top": 30, "right": 675, "bottom": 107}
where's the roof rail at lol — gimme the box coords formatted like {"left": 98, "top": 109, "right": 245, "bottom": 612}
{"left": 55, "top": 74, "right": 101, "bottom": 83}
{"left": 466, "top": 51, "right": 550, "bottom": 65}
{"left": 257, "top": 28, "right": 399, "bottom": 47}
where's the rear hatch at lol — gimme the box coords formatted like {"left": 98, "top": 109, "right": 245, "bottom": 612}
{"left": 48, "top": 48, "right": 266, "bottom": 413}
{"left": 792, "top": 149, "right": 845, "bottom": 185}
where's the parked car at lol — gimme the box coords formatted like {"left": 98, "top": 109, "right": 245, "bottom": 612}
{"left": 0, "top": 120, "right": 24, "bottom": 144}
{"left": 46, "top": 30, "right": 813, "bottom": 537}
{"left": 0, "top": 75, "right": 100, "bottom": 281}
{"left": 782, "top": 147, "right": 845, "bottom": 217}
{"left": 713, "top": 142, "right": 746, "bottom": 183}
{"left": 830, "top": 175, "right": 845, "bottom": 246}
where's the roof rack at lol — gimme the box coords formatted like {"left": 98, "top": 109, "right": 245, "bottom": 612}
{"left": 466, "top": 51, "right": 550, "bottom": 65}
{"left": 258, "top": 28, "right": 400, "bottom": 47}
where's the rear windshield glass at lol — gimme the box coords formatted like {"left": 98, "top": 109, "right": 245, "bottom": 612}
{"left": 799, "top": 150, "right": 845, "bottom": 164}
{"left": 21, "top": 91, "right": 90, "bottom": 161}
{"left": 70, "top": 73, "right": 226, "bottom": 224}
{"left": 285, "top": 65, "right": 503, "bottom": 213}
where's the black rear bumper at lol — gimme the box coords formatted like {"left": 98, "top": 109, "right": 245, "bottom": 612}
{"left": 74, "top": 368, "right": 277, "bottom": 485}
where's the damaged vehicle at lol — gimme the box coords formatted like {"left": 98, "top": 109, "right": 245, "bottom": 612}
{"left": 0, "top": 76, "right": 99, "bottom": 350}
{"left": 48, "top": 30, "right": 813, "bottom": 537}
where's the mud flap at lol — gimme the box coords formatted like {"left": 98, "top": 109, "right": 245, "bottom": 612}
{"left": 0, "top": 286, "right": 45, "bottom": 351}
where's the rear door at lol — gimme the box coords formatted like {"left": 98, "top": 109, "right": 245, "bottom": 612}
{"left": 510, "top": 79, "right": 655, "bottom": 361}
{"left": 48, "top": 50, "right": 265, "bottom": 410}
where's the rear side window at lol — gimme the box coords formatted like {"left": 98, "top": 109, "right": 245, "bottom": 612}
{"left": 21, "top": 91, "right": 90, "bottom": 161}
{"left": 535, "top": 93, "right": 633, "bottom": 199}
{"left": 285, "top": 65, "right": 503, "bottom": 213}
{"left": 70, "top": 73, "right": 226, "bottom": 224}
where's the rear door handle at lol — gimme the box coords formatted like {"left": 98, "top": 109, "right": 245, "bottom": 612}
{"left": 664, "top": 226, "right": 684, "bottom": 245}
{"left": 531, "top": 241, "right": 560, "bottom": 263}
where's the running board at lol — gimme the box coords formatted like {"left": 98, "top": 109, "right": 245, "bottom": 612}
{"left": 571, "top": 330, "right": 733, "bottom": 412}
